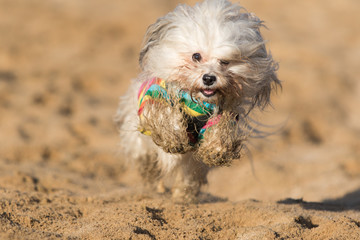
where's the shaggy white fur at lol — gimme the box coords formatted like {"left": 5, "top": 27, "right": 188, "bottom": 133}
{"left": 115, "top": 0, "right": 280, "bottom": 202}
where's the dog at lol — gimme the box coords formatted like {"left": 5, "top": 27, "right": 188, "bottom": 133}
{"left": 115, "top": 0, "right": 280, "bottom": 202}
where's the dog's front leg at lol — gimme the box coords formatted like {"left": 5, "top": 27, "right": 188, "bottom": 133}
{"left": 139, "top": 102, "right": 193, "bottom": 154}
{"left": 194, "top": 111, "right": 247, "bottom": 166}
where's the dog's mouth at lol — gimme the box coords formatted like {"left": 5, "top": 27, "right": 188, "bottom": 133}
{"left": 201, "top": 89, "right": 217, "bottom": 98}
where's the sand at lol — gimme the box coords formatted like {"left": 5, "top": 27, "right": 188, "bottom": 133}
{"left": 1, "top": 0, "right": 360, "bottom": 239}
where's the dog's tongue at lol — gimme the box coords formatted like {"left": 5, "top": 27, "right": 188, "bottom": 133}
{"left": 203, "top": 89, "right": 215, "bottom": 95}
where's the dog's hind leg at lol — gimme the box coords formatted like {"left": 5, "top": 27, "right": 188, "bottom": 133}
{"left": 136, "top": 153, "right": 163, "bottom": 189}
{"left": 171, "top": 154, "right": 209, "bottom": 203}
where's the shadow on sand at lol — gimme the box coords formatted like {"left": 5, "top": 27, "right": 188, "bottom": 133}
{"left": 278, "top": 188, "right": 360, "bottom": 212}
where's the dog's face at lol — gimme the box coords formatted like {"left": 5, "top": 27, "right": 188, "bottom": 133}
{"left": 139, "top": 0, "right": 279, "bottom": 111}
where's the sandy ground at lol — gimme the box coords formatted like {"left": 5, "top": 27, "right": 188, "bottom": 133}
{"left": 1, "top": 0, "right": 360, "bottom": 239}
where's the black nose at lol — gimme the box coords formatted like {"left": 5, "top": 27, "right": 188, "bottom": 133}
{"left": 202, "top": 74, "right": 216, "bottom": 86}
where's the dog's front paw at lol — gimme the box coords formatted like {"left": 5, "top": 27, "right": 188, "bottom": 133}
{"left": 194, "top": 112, "right": 247, "bottom": 166}
{"left": 139, "top": 103, "right": 193, "bottom": 154}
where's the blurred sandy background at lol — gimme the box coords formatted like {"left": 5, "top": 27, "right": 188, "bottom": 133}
{"left": 1, "top": 0, "right": 360, "bottom": 239}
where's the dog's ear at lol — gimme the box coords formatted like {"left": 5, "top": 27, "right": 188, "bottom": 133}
{"left": 254, "top": 67, "right": 281, "bottom": 109}
{"left": 139, "top": 17, "right": 172, "bottom": 69}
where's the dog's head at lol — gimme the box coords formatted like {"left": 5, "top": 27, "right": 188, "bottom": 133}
{"left": 139, "top": 0, "right": 280, "bottom": 111}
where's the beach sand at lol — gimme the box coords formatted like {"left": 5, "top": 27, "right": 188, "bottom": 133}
{"left": 1, "top": 0, "right": 360, "bottom": 239}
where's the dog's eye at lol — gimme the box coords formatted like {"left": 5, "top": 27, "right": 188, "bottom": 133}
{"left": 220, "top": 60, "right": 230, "bottom": 66}
{"left": 192, "top": 53, "right": 202, "bottom": 62}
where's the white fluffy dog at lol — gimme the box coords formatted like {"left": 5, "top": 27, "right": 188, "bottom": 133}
{"left": 115, "top": 0, "right": 280, "bottom": 202}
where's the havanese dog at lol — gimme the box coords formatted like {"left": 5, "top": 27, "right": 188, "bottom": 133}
{"left": 115, "top": 0, "right": 280, "bottom": 202}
